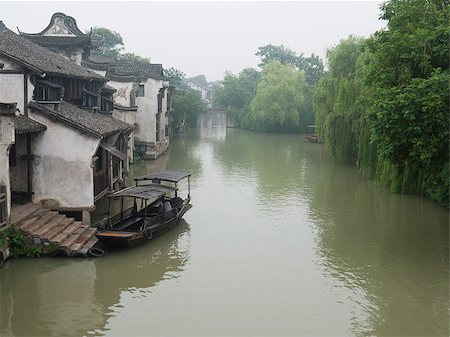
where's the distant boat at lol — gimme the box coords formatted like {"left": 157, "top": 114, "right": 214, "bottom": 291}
{"left": 305, "top": 125, "right": 320, "bottom": 143}
{"left": 304, "top": 135, "right": 319, "bottom": 143}
{"left": 94, "top": 171, "right": 191, "bottom": 249}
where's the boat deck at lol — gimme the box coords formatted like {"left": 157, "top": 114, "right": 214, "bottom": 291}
{"left": 10, "top": 203, "right": 99, "bottom": 257}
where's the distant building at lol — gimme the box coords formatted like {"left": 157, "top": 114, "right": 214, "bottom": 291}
{"left": 185, "top": 80, "right": 212, "bottom": 107}
{"left": 83, "top": 58, "right": 172, "bottom": 160}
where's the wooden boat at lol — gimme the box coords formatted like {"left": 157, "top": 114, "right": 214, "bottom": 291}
{"left": 305, "top": 125, "right": 320, "bottom": 143}
{"left": 304, "top": 135, "right": 319, "bottom": 143}
{"left": 94, "top": 171, "right": 191, "bottom": 249}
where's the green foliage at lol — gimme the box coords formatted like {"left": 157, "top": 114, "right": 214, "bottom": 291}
{"left": 91, "top": 27, "right": 150, "bottom": 63}
{"left": 46, "top": 242, "right": 59, "bottom": 253}
{"left": 249, "top": 62, "right": 306, "bottom": 131}
{"left": 118, "top": 53, "right": 150, "bottom": 63}
{"left": 171, "top": 89, "right": 207, "bottom": 127}
{"left": 133, "top": 151, "right": 143, "bottom": 165}
{"left": 213, "top": 68, "right": 260, "bottom": 127}
{"left": 165, "top": 67, "right": 186, "bottom": 88}
{"left": 256, "top": 44, "right": 325, "bottom": 86}
{"left": 313, "top": 0, "right": 449, "bottom": 207}
{"left": 313, "top": 36, "right": 367, "bottom": 160}
{"left": 91, "top": 27, "right": 124, "bottom": 60}
{"left": 5, "top": 226, "right": 42, "bottom": 258}
{"left": 363, "top": 0, "right": 450, "bottom": 206}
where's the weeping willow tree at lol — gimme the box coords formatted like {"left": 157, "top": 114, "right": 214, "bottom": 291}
{"left": 363, "top": 0, "right": 449, "bottom": 206}
{"left": 249, "top": 61, "right": 307, "bottom": 131}
{"left": 313, "top": 0, "right": 449, "bottom": 207}
{"left": 313, "top": 36, "right": 367, "bottom": 161}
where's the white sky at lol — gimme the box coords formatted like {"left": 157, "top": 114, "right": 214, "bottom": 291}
{"left": 0, "top": 1, "right": 386, "bottom": 81}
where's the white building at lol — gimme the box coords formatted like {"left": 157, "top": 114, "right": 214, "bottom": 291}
{"left": 0, "top": 22, "right": 133, "bottom": 224}
{"left": 83, "top": 59, "right": 172, "bottom": 159}
{"left": 185, "top": 80, "right": 212, "bottom": 107}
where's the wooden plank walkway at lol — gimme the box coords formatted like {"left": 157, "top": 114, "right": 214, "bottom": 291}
{"left": 10, "top": 203, "right": 99, "bottom": 257}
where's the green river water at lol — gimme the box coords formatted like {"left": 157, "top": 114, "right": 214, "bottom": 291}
{"left": 1, "top": 111, "right": 448, "bottom": 336}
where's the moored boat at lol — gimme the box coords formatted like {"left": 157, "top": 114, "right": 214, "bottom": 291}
{"left": 94, "top": 171, "right": 191, "bottom": 249}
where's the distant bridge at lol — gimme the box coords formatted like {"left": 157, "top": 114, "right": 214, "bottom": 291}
{"left": 206, "top": 108, "right": 237, "bottom": 128}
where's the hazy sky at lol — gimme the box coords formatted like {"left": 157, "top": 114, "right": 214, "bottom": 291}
{"left": 0, "top": 1, "right": 386, "bottom": 81}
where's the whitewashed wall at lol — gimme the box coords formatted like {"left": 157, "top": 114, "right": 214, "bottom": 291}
{"left": 0, "top": 116, "right": 15, "bottom": 222}
{"left": 0, "top": 56, "right": 36, "bottom": 115}
{"left": 29, "top": 109, "right": 100, "bottom": 209}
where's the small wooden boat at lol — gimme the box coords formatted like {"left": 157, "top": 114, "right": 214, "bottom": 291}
{"left": 94, "top": 171, "right": 191, "bottom": 249}
{"left": 305, "top": 125, "right": 320, "bottom": 143}
{"left": 304, "top": 135, "right": 319, "bottom": 143}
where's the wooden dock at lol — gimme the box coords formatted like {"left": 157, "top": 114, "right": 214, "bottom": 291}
{"left": 10, "top": 204, "right": 99, "bottom": 257}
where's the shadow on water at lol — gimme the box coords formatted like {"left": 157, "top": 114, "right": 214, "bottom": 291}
{"left": 0, "top": 220, "right": 191, "bottom": 337}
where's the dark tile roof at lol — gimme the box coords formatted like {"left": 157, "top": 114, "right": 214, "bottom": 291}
{"left": 88, "top": 54, "right": 115, "bottom": 64}
{"left": 106, "top": 62, "right": 166, "bottom": 82}
{"left": 81, "top": 54, "right": 115, "bottom": 71}
{"left": 0, "top": 22, "right": 105, "bottom": 81}
{"left": 21, "top": 35, "right": 92, "bottom": 47}
{"left": 102, "top": 84, "right": 117, "bottom": 93}
{"left": 19, "top": 13, "right": 87, "bottom": 37}
{"left": 114, "top": 62, "right": 164, "bottom": 78}
{"left": 14, "top": 115, "right": 47, "bottom": 135}
{"left": 29, "top": 101, "right": 133, "bottom": 138}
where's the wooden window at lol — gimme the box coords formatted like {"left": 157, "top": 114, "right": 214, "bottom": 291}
{"left": 35, "top": 80, "right": 63, "bottom": 101}
{"left": 101, "top": 95, "right": 113, "bottom": 113}
{"left": 137, "top": 85, "right": 145, "bottom": 97}
{"left": 9, "top": 144, "right": 16, "bottom": 167}
{"left": 82, "top": 88, "right": 98, "bottom": 108}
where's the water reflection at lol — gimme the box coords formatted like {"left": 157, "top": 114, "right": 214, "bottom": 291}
{"left": 196, "top": 111, "right": 449, "bottom": 336}
{"left": 0, "top": 220, "right": 190, "bottom": 337}
{"left": 306, "top": 162, "right": 449, "bottom": 336}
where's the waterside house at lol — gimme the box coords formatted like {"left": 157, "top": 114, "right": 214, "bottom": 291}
{"left": 24, "top": 12, "right": 172, "bottom": 161}
{"left": 0, "top": 22, "right": 133, "bottom": 225}
{"left": 185, "top": 80, "right": 212, "bottom": 108}
{"left": 83, "top": 57, "right": 172, "bottom": 159}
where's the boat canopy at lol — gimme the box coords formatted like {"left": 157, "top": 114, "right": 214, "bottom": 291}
{"left": 108, "top": 185, "right": 174, "bottom": 201}
{"left": 134, "top": 171, "right": 191, "bottom": 183}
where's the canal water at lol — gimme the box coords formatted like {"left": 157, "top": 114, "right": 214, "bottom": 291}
{"left": 1, "top": 111, "right": 448, "bottom": 336}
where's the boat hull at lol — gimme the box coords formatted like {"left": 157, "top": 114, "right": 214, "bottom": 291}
{"left": 96, "top": 200, "right": 190, "bottom": 249}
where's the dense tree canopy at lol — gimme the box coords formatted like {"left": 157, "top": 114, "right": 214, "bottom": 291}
{"left": 250, "top": 62, "right": 306, "bottom": 131}
{"left": 313, "top": 36, "right": 366, "bottom": 160}
{"left": 256, "top": 44, "right": 325, "bottom": 86}
{"left": 165, "top": 67, "right": 186, "bottom": 88}
{"left": 171, "top": 89, "right": 207, "bottom": 127}
{"left": 364, "top": 0, "right": 449, "bottom": 205}
{"left": 213, "top": 68, "right": 260, "bottom": 127}
{"left": 91, "top": 27, "right": 124, "bottom": 59}
{"left": 313, "top": 0, "right": 449, "bottom": 207}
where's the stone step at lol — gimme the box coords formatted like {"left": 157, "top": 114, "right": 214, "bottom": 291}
{"left": 32, "top": 214, "right": 66, "bottom": 237}
{"left": 69, "top": 228, "right": 97, "bottom": 254}
{"left": 17, "top": 209, "right": 48, "bottom": 231}
{"left": 59, "top": 224, "right": 89, "bottom": 248}
{"left": 51, "top": 221, "right": 84, "bottom": 245}
{"left": 41, "top": 218, "right": 74, "bottom": 242}
{"left": 23, "top": 211, "right": 59, "bottom": 234}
